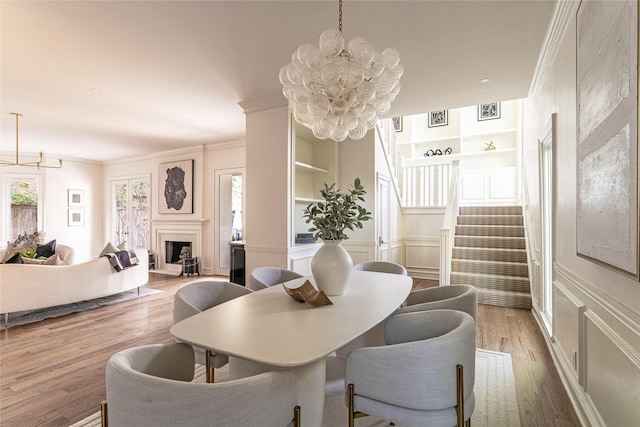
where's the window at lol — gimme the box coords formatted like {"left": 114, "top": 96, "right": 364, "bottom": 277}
{"left": 4, "top": 174, "right": 43, "bottom": 241}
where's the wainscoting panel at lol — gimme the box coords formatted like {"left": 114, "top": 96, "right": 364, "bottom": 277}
{"left": 404, "top": 237, "right": 440, "bottom": 279}
{"left": 460, "top": 168, "right": 518, "bottom": 204}
{"left": 530, "top": 260, "right": 541, "bottom": 308}
{"left": 585, "top": 311, "right": 640, "bottom": 426}
{"left": 553, "top": 282, "right": 585, "bottom": 384}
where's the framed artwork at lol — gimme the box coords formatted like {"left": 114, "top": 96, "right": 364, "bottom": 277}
{"left": 576, "top": 0, "right": 639, "bottom": 279}
{"left": 68, "top": 208, "right": 84, "bottom": 227}
{"left": 68, "top": 189, "right": 84, "bottom": 207}
{"left": 159, "top": 159, "right": 194, "bottom": 214}
{"left": 428, "top": 110, "right": 448, "bottom": 127}
{"left": 477, "top": 102, "right": 501, "bottom": 121}
{"left": 392, "top": 116, "right": 403, "bottom": 132}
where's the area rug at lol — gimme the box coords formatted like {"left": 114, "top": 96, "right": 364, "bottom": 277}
{"left": 1, "top": 287, "right": 163, "bottom": 330}
{"left": 70, "top": 348, "right": 520, "bottom": 427}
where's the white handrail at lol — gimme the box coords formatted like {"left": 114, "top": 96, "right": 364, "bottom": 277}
{"left": 439, "top": 160, "right": 460, "bottom": 285}
{"left": 375, "top": 121, "right": 403, "bottom": 208}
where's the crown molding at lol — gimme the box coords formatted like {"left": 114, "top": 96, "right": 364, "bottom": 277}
{"left": 529, "top": 0, "right": 580, "bottom": 99}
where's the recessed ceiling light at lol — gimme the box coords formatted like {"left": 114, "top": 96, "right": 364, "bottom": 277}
{"left": 90, "top": 88, "right": 102, "bottom": 93}
{"left": 479, "top": 78, "right": 491, "bottom": 84}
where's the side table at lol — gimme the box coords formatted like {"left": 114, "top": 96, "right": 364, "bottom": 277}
{"left": 182, "top": 257, "right": 200, "bottom": 277}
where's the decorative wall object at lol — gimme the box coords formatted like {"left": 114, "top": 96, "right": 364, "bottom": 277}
{"left": 392, "top": 116, "right": 403, "bottom": 132}
{"left": 68, "top": 208, "right": 84, "bottom": 226}
{"left": 428, "top": 110, "right": 448, "bottom": 127}
{"left": 477, "top": 102, "right": 501, "bottom": 121}
{"left": 159, "top": 159, "right": 194, "bottom": 214}
{"left": 576, "top": 0, "right": 639, "bottom": 279}
{"left": 67, "top": 189, "right": 84, "bottom": 207}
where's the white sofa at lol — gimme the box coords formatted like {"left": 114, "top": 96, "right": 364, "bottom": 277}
{"left": 0, "top": 248, "right": 149, "bottom": 324}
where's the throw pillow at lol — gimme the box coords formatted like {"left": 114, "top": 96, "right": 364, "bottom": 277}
{"left": 1, "top": 241, "right": 27, "bottom": 263}
{"left": 36, "top": 239, "right": 57, "bottom": 258}
{"left": 3, "top": 252, "right": 24, "bottom": 264}
{"left": 21, "top": 256, "right": 46, "bottom": 265}
{"left": 43, "top": 254, "right": 64, "bottom": 265}
{"left": 99, "top": 242, "right": 119, "bottom": 257}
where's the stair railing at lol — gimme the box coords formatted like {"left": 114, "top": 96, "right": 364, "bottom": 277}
{"left": 439, "top": 160, "right": 460, "bottom": 285}
{"left": 375, "top": 120, "right": 403, "bottom": 207}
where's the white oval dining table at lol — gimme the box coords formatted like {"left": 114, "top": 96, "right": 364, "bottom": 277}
{"left": 170, "top": 270, "right": 412, "bottom": 427}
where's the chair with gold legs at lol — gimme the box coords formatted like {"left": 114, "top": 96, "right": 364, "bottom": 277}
{"left": 352, "top": 261, "right": 407, "bottom": 276}
{"left": 396, "top": 284, "right": 478, "bottom": 323}
{"left": 172, "top": 280, "right": 252, "bottom": 383}
{"left": 247, "top": 266, "right": 304, "bottom": 291}
{"left": 101, "top": 342, "right": 300, "bottom": 427}
{"left": 345, "top": 309, "right": 476, "bottom": 427}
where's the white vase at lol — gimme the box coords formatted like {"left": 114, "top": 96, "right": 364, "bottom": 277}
{"left": 311, "top": 240, "right": 353, "bottom": 296}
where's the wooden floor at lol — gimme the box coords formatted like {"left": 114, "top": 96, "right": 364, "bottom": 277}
{"left": 0, "top": 274, "right": 581, "bottom": 427}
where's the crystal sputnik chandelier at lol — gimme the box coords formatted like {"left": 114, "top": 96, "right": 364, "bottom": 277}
{"left": 279, "top": 0, "right": 403, "bottom": 142}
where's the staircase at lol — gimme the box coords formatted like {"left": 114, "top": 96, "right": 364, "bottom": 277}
{"left": 450, "top": 206, "right": 532, "bottom": 309}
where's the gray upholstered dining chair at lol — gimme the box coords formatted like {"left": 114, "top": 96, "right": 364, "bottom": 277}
{"left": 336, "top": 260, "right": 408, "bottom": 359}
{"left": 396, "top": 284, "right": 477, "bottom": 322}
{"left": 345, "top": 309, "right": 476, "bottom": 427}
{"left": 352, "top": 261, "right": 407, "bottom": 276}
{"left": 173, "top": 280, "right": 252, "bottom": 383}
{"left": 101, "top": 342, "right": 300, "bottom": 427}
{"left": 247, "top": 266, "right": 304, "bottom": 291}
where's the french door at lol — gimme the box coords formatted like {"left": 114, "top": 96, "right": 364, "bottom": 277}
{"left": 111, "top": 176, "right": 150, "bottom": 249}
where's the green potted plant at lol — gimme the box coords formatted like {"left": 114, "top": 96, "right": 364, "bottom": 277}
{"left": 302, "top": 178, "right": 372, "bottom": 295}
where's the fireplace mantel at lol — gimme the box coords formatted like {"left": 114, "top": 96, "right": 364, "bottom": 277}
{"left": 151, "top": 219, "right": 207, "bottom": 274}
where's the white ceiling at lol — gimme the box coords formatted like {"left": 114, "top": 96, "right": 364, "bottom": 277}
{"left": 1, "top": 1, "right": 556, "bottom": 163}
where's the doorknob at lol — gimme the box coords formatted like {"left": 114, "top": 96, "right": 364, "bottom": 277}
{"left": 378, "top": 237, "right": 385, "bottom": 245}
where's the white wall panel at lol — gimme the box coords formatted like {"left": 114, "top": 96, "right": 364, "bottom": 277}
{"left": 404, "top": 238, "right": 440, "bottom": 279}
{"left": 585, "top": 311, "right": 640, "bottom": 426}
{"left": 553, "top": 283, "right": 585, "bottom": 383}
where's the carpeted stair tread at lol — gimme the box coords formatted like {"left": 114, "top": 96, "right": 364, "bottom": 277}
{"left": 477, "top": 288, "right": 532, "bottom": 309}
{"left": 455, "top": 235, "right": 526, "bottom": 249}
{"left": 450, "top": 271, "right": 531, "bottom": 293}
{"left": 459, "top": 206, "right": 522, "bottom": 216}
{"left": 455, "top": 224, "right": 525, "bottom": 237}
{"left": 457, "top": 215, "right": 524, "bottom": 226}
{"left": 453, "top": 247, "right": 528, "bottom": 263}
{"left": 453, "top": 205, "right": 530, "bottom": 309}
{"left": 451, "top": 259, "right": 529, "bottom": 277}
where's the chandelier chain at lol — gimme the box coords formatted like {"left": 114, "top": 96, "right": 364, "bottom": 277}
{"left": 338, "top": 0, "right": 342, "bottom": 33}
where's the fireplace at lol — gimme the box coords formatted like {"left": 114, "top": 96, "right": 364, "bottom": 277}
{"left": 165, "top": 241, "right": 192, "bottom": 264}
{"left": 152, "top": 220, "right": 203, "bottom": 274}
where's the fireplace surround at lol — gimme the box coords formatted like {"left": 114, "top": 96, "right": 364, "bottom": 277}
{"left": 152, "top": 220, "right": 204, "bottom": 274}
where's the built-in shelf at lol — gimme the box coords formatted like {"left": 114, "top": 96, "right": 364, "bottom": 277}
{"left": 399, "top": 128, "right": 517, "bottom": 147}
{"left": 295, "top": 196, "right": 324, "bottom": 204}
{"left": 295, "top": 161, "right": 329, "bottom": 174}
{"left": 292, "top": 121, "right": 338, "bottom": 247}
{"left": 403, "top": 147, "right": 517, "bottom": 167}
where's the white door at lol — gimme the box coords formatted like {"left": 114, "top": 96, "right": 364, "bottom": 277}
{"left": 377, "top": 173, "right": 390, "bottom": 260}
{"left": 539, "top": 114, "right": 555, "bottom": 335}
{"left": 214, "top": 168, "right": 245, "bottom": 276}
{"left": 111, "top": 176, "right": 150, "bottom": 249}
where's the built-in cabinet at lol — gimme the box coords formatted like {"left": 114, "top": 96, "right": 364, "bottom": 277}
{"left": 397, "top": 99, "right": 521, "bottom": 205}
{"left": 292, "top": 121, "right": 338, "bottom": 247}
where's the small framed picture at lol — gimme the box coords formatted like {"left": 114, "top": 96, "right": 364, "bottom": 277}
{"left": 68, "top": 189, "right": 84, "bottom": 207}
{"left": 392, "top": 116, "right": 403, "bottom": 132}
{"left": 68, "top": 208, "right": 85, "bottom": 227}
{"left": 428, "top": 110, "right": 448, "bottom": 127}
{"left": 478, "top": 102, "right": 501, "bottom": 121}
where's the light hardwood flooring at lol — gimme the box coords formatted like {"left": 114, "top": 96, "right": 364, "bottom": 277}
{"left": 0, "top": 273, "right": 581, "bottom": 426}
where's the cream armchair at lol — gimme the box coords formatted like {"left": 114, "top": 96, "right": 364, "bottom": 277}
{"left": 248, "top": 266, "right": 303, "bottom": 291}
{"left": 102, "top": 342, "right": 300, "bottom": 427}
{"left": 345, "top": 309, "right": 476, "bottom": 427}
{"left": 173, "top": 280, "right": 252, "bottom": 382}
